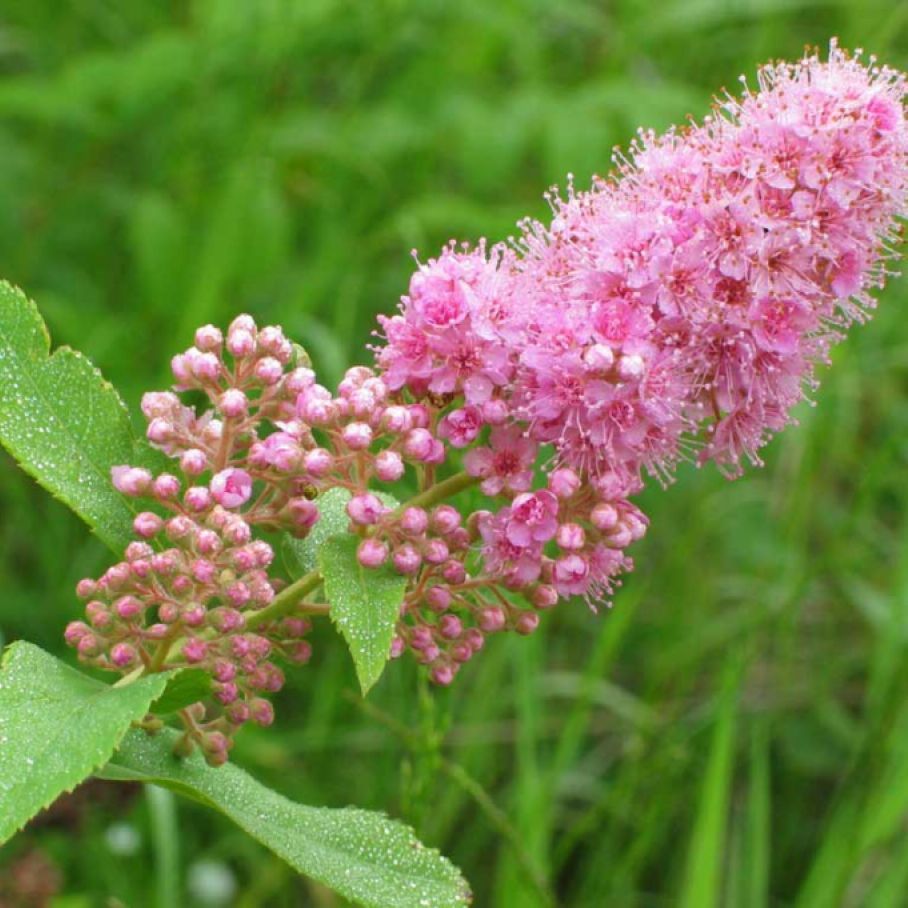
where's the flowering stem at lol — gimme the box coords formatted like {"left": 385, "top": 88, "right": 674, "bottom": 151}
{"left": 245, "top": 568, "right": 322, "bottom": 630}
{"left": 394, "top": 469, "right": 478, "bottom": 513}
{"left": 245, "top": 470, "right": 479, "bottom": 630}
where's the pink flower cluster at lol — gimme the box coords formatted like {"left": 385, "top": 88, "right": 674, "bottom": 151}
{"left": 66, "top": 45, "right": 907, "bottom": 759}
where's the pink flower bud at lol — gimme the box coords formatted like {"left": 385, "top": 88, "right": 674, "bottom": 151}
{"left": 604, "top": 525, "right": 633, "bottom": 549}
{"left": 431, "top": 506, "right": 461, "bottom": 536}
{"left": 151, "top": 551, "right": 177, "bottom": 574}
{"left": 288, "top": 641, "right": 313, "bottom": 664}
{"left": 478, "top": 606, "right": 506, "bottom": 632}
{"left": 110, "top": 643, "right": 138, "bottom": 668}
{"left": 227, "top": 582, "right": 251, "bottom": 607}
{"left": 212, "top": 608, "right": 246, "bottom": 633}
{"left": 288, "top": 498, "right": 320, "bottom": 531}
{"left": 226, "top": 702, "right": 251, "bottom": 725}
{"left": 158, "top": 603, "right": 180, "bottom": 623}
{"left": 145, "top": 623, "right": 169, "bottom": 640}
{"left": 549, "top": 468, "right": 581, "bottom": 499}
{"left": 219, "top": 388, "right": 248, "bottom": 419}
{"left": 390, "top": 636, "right": 405, "bottom": 658}
{"left": 115, "top": 596, "right": 143, "bottom": 620}
{"left": 403, "top": 428, "right": 435, "bottom": 462}
{"left": 189, "top": 349, "right": 221, "bottom": 381}
{"left": 392, "top": 544, "right": 422, "bottom": 575}
{"left": 302, "top": 447, "right": 333, "bottom": 477}
{"left": 227, "top": 327, "right": 256, "bottom": 358}
{"left": 590, "top": 502, "right": 619, "bottom": 531}
{"left": 258, "top": 325, "right": 289, "bottom": 358}
{"left": 184, "top": 486, "right": 212, "bottom": 512}
{"left": 210, "top": 468, "right": 253, "bottom": 509}
{"left": 171, "top": 353, "right": 191, "bottom": 385}
{"left": 222, "top": 516, "right": 251, "bottom": 546}
{"left": 382, "top": 405, "right": 412, "bottom": 434}
{"left": 431, "top": 664, "right": 455, "bottom": 685}
{"left": 531, "top": 585, "right": 559, "bottom": 609}
{"left": 343, "top": 422, "right": 373, "bottom": 450}
{"left": 213, "top": 659, "right": 237, "bottom": 683}
{"left": 439, "top": 614, "right": 463, "bottom": 639}
{"left": 254, "top": 356, "right": 284, "bottom": 385}
{"left": 349, "top": 388, "right": 376, "bottom": 418}
{"left": 250, "top": 698, "right": 275, "bottom": 727}
{"left": 111, "top": 465, "right": 152, "bottom": 497}
{"left": 64, "top": 621, "right": 91, "bottom": 646}
{"left": 426, "top": 586, "right": 451, "bottom": 612}
{"left": 86, "top": 601, "right": 111, "bottom": 628}
{"left": 285, "top": 367, "right": 316, "bottom": 395}
{"left": 183, "top": 605, "right": 206, "bottom": 627}
{"left": 358, "top": 538, "right": 389, "bottom": 568}
{"left": 442, "top": 560, "right": 466, "bottom": 585}
{"left": 375, "top": 450, "right": 404, "bottom": 482}
{"left": 133, "top": 512, "right": 163, "bottom": 538}
{"left": 126, "top": 542, "right": 154, "bottom": 562}
{"left": 464, "top": 628, "right": 484, "bottom": 651}
{"left": 141, "top": 391, "right": 179, "bottom": 420}
{"left": 400, "top": 507, "right": 428, "bottom": 535}
{"left": 515, "top": 612, "right": 540, "bottom": 635}
{"left": 180, "top": 448, "right": 208, "bottom": 476}
{"left": 215, "top": 682, "right": 240, "bottom": 705}
{"left": 153, "top": 474, "right": 180, "bottom": 500}
{"left": 76, "top": 578, "right": 97, "bottom": 598}
{"left": 194, "top": 324, "right": 223, "bottom": 352}
{"left": 103, "top": 562, "right": 131, "bottom": 589}
{"left": 347, "top": 493, "right": 387, "bottom": 526}
{"left": 77, "top": 634, "right": 100, "bottom": 657}
{"left": 146, "top": 418, "right": 172, "bottom": 444}
{"left": 424, "top": 539, "right": 449, "bottom": 565}
{"left": 452, "top": 643, "right": 473, "bottom": 663}
{"left": 191, "top": 559, "right": 216, "bottom": 584}
{"left": 184, "top": 638, "right": 209, "bottom": 664}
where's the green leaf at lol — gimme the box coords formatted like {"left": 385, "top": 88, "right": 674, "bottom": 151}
{"left": 150, "top": 668, "right": 212, "bottom": 716}
{"left": 283, "top": 486, "right": 352, "bottom": 575}
{"left": 319, "top": 534, "right": 408, "bottom": 695}
{"left": 0, "top": 281, "right": 161, "bottom": 552}
{"left": 100, "top": 729, "right": 472, "bottom": 908}
{"left": 0, "top": 642, "right": 171, "bottom": 844}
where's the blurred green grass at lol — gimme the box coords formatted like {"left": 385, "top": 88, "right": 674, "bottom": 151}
{"left": 1, "top": 1, "right": 907, "bottom": 905}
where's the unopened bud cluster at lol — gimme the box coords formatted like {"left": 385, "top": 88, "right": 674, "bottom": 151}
{"left": 65, "top": 45, "right": 907, "bottom": 761}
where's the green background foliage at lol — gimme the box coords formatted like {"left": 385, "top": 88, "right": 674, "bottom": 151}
{"left": 0, "top": 1, "right": 906, "bottom": 904}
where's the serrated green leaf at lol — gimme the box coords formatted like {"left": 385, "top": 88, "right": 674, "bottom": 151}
{"left": 319, "top": 534, "right": 408, "bottom": 695}
{"left": 100, "top": 728, "right": 471, "bottom": 908}
{"left": 283, "top": 485, "right": 352, "bottom": 575}
{"left": 0, "top": 281, "right": 162, "bottom": 552}
{"left": 150, "top": 668, "right": 212, "bottom": 715}
{"left": 0, "top": 642, "right": 171, "bottom": 844}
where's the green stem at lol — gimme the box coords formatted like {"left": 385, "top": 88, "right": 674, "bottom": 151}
{"left": 396, "top": 469, "right": 477, "bottom": 513}
{"left": 245, "top": 568, "right": 322, "bottom": 630}
{"left": 245, "top": 470, "right": 479, "bottom": 630}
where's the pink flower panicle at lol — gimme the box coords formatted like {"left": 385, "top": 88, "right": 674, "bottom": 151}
{"left": 66, "top": 45, "right": 907, "bottom": 760}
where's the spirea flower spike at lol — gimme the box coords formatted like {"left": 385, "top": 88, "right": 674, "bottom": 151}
{"left": 67, "top": 44, "right": 907, "bottom": 763}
